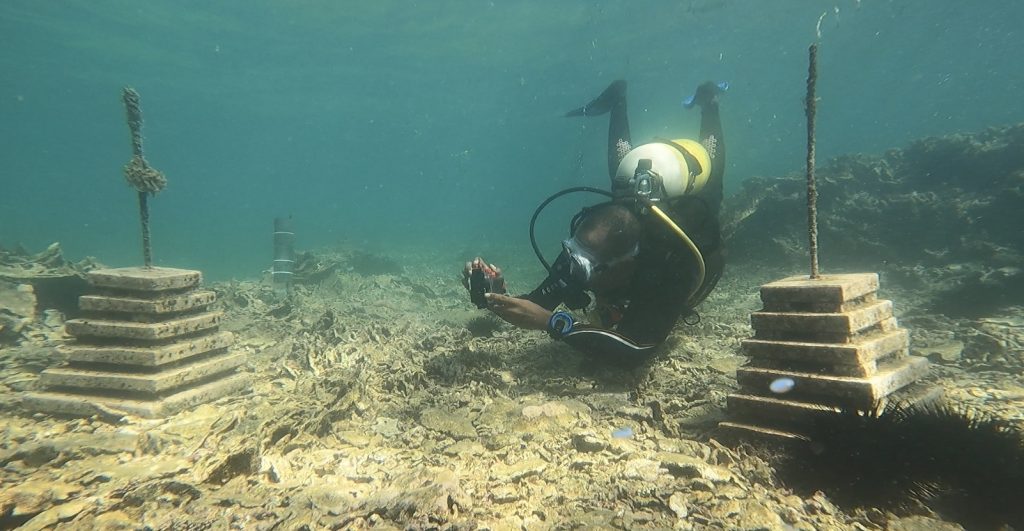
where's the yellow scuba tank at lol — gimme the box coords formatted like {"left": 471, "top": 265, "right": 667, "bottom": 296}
{"left": 614, "top": 139, "right": 713, "bottom": 306}
{"left": 613, "top": 139, "right": 711, "bottom": 200}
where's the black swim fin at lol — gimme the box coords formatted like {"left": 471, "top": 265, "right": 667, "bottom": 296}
{"left": 565, "top": 79, "right": 627, "bottom": 117}
{"left": 683, "top": 81, "right": 729, "bottom": 109}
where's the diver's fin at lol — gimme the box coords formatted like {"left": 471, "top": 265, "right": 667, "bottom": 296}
{"left": 683, "top": 81, "right": 729, "bottom": 109}
{"left": 565, "top": 79, "right": 627, "bottom": 117}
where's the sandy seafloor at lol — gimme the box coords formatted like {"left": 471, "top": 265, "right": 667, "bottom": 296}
{"left": 1, "top": 240, "right": 1022, "bottom": 530}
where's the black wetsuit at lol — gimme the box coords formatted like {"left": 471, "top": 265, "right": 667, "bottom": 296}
{"left": 525, "top": 80, "right": 726, "bottom": 368}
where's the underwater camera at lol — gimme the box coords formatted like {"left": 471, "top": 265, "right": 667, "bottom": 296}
{"left": 469, "top": 265, "right": 504, "bottom": 309}
{"left": 469, "top": 268, "right": 489, "bottom": 308}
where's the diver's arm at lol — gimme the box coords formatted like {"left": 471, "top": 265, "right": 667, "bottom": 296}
{"left": 484, "top": 293, "right": 552, "bottom": 330}
{"left": 554, "top": 285, "right": 687, "bottom": 366}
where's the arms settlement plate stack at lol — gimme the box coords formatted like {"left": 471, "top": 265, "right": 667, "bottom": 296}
{"left": 23, "top": 267, "right": 248, "bottom": 418}
{"left": 720, "top": 273, "right": 937, "bottom": 441}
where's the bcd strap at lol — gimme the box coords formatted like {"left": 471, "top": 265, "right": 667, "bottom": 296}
{"left": 654, "top": 138, "right": 702, "bottom": 195}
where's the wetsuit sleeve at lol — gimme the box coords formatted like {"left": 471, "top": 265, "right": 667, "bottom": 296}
{"left": 559, "top": 277, "right": 689, "bottom": 368}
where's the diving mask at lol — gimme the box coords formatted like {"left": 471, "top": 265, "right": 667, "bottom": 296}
{"left": 561, "top": 236, "right": 639, "bottom": 286}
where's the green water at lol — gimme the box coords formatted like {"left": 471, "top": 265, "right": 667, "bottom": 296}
{"left": 1, "top": 0, "right": 1022, "bottom": 279}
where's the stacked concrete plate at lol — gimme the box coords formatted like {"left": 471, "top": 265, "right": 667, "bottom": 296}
{"left": 720, "top": 273, "right": 935, "bottom": 440}
{"left": 23, "top": 267, "right": 248, "bottom": 418}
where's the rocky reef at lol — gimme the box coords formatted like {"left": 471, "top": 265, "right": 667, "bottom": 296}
{"left": 0, "top": 244, "right": 96, "bottom": 346}
{"left": 723, "top": 124, "right": 1024, "bottom": 318}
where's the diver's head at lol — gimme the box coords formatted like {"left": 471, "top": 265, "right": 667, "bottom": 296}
{"left": 563, "top": 203, "right": 640, "bottom": 291}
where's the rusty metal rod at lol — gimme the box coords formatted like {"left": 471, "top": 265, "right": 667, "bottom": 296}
{"left": 805, "top": 43, "right": 820, "bottom": 279}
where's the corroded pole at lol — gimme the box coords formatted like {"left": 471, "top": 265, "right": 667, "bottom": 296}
{"left": 805, "top": 44, "right": 820, "bottom": 279}
{"left": 121, "top": 87, "right": 166, "bottom": 268}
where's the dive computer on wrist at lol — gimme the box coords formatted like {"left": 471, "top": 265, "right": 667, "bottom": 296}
{"left": 547, "top": 311, "right": 575, "bottom": 340}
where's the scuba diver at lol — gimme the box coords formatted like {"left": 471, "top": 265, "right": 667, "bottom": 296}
{"left": 463, "top": 79, "right": 727, "bottom": 368}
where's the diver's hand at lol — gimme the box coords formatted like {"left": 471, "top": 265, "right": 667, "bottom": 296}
{"left": 484, "top": 293, "right": 550, "bottom": 331}
{"left": 462, "top": 257, "right": 506, "bottom": 293}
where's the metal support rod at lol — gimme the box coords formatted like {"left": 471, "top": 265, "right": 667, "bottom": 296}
{"left": 138, "top": 191, "right": 152, "bottom": 267}
{"left": 805, "top": 43, "right": 821, "bottom": 279}
{"left": 272, "top": 217, "right": 295, "bottom": 297}
{"left": 122, "top": 87, "right": 165, "bottom": 268}
{"left": 123, "top": 88, "right": 145, "bottom": 158}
